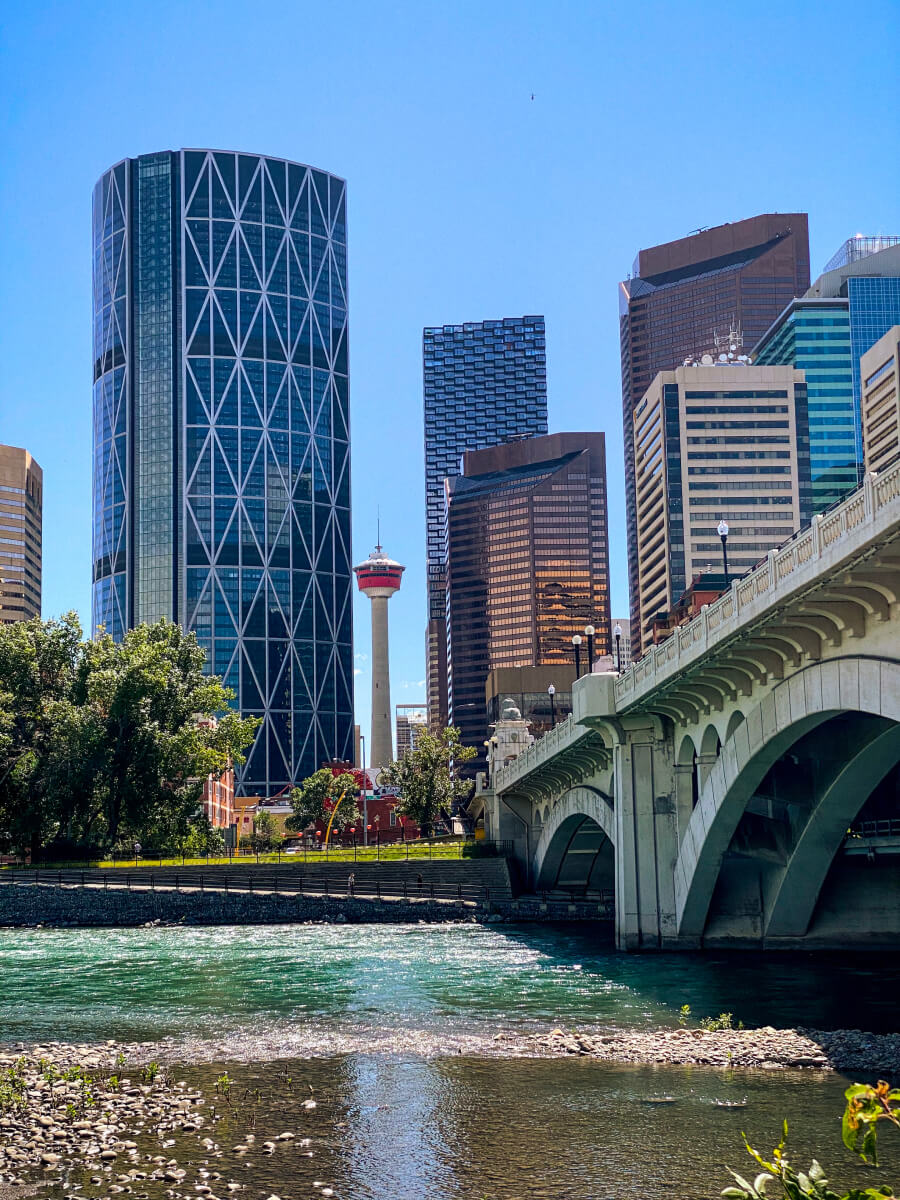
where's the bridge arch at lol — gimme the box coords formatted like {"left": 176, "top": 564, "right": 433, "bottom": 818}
{"left": 675, "top": 657, "right": 900, "bottom": 944}
{"left": 725, "top": 710, "right": 745, "bottom": 741}
{"left": 533, "top": 786, "right": 615, "bottom": 895}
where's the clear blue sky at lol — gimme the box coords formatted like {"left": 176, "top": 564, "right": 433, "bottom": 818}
{"left": 2, "top": 0, "right": 898, "bottom": 741}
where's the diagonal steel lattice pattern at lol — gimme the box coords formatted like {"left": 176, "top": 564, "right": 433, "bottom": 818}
{"left": 92, "top": 149, "right": 353, "bottom": 796}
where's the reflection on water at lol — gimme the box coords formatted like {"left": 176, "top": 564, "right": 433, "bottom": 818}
{"left": 135, "top": 1056, "right": 893, "bottom": 1200}
{"left": 3, "top": 923, "right": 900, "bottom": 1045}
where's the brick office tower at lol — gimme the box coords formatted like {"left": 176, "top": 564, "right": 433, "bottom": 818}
{"left": 620, "top": 215, "right": 810, "bottom": 651}
{"left": 0, "top": 445, "right": 42, "bottom": 624}
{"left": 423, "top": 317, "right": 548, "bottom": 730}
{"left": 445, "top": 432, "right": 610, "bottom": 776}
{"left": 354, "top": 544, "right": 404, "bottom": 770}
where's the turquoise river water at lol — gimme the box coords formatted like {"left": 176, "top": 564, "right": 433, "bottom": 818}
{"left": 2, "top": 922, "right": 899, "bottom": 1198}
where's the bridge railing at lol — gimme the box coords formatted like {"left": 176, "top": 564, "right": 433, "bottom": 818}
{"left": 493, "top": 712, "right": 578, "bottom": 792}
{"left": 615, "top": 462, "right": 900, "bottom": 708}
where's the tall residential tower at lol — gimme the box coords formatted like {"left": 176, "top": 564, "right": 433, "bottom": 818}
{"left": 423, "top": 316, "right": 548, "bottom": 728}
{"left": 91, "top": 149, "right": 353, "bottom": 795}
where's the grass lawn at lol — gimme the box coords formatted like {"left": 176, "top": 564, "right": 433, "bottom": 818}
{"left": 1, "top": 840, "right": 494, "bottom": 871}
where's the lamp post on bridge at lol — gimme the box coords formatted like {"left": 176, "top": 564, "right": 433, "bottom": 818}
{"left": 584, "top": 625, "right": 595, "bottom": 672}
{"left": 571, "top": 634, "right": 582, "bottom": 679}
{"left": 614, "top": 623, "right": 623, "bottom": 673}
{"left": 718, "top": 519, "right": 730, "bottom": 585}
{"left": 547, "top": 683, "right": 556, "bottom": 729}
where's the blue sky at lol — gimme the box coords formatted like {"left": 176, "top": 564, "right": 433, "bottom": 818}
{"left": 1, "top": 0, "right": 898, "bottom": 742}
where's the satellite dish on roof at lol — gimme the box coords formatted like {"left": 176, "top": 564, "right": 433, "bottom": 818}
{"left": 701, "top": 353, "right": 713, "bottom": 365}
{"left": 718, "top": 353, "right": 728, "bottom": 362}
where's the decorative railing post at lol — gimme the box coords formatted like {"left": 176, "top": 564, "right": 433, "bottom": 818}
{"left": 864, "top": 471, "right": 875, "bottom": 520}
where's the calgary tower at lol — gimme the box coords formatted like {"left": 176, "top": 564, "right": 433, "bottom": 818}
{"left": 353, "top": 541, "right": 405, "bottom": 770}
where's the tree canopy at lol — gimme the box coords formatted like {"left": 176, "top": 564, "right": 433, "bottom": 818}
{"left": 0, "top": 614, "right": 259, "bottom": 859}
{"left": 287, "top": 768, "right": 361, "bottom": 835}
{"left": 378, "top": 726, "right": 476, "bottom": 834}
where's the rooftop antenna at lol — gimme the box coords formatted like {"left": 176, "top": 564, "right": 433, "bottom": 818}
{"left": 376, "top": 506, "right": 381, "bottom": 553}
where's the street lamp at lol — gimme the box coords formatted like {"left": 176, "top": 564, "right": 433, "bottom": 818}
{"left": 584, "top": 625, "right": 595, "bottom": 671}
{"left": 360, "top": 733, "right": 368, "bottom": 847}
{"left": 547, "top": 683, "right": 557, "bottom": 729}
{"left": 717, "top": 519, "right": 730, "bottom": 585}
{"left": 614, "top": 623, "right": 623, "bottom": 673}
{"left": 571, "top": 633, "right": 582, "bottom": 679}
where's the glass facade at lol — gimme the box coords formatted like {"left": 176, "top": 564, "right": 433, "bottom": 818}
{"left": 847, "top": 277, "right": 900, "bottom": 448}
{"left": 752, "top": 299, "right": 857, "bottom": 510}
{"left": 423, "top": 316, "right": 548, "bottom": 727}
{"left": 619, "top": 215, "right": 810, "bottom": 647}
{"left": 91, "top": 150, "right": 353, "bottom": 796}
{"left": 445, "top": 434, "right": 610, "bottom": 774}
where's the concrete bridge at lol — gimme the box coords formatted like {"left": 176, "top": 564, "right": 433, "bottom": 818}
{"left": 485, "top": 466, "right": 900, "bottom": 950}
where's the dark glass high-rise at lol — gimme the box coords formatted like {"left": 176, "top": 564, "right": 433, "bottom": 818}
{"left": 423, "top": 316, "right": 548, "bottom": 727}
{"left": 91, "top": 149, "right": 353, "bottom": 796}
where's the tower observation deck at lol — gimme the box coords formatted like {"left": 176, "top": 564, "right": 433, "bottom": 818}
{"left": 354, "top": 545, "right": 405, "bottom": 769}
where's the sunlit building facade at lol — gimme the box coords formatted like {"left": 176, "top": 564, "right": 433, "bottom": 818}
{"left": 620, "top": 214, "right": 810, "bottom": 646}
{"left": 91, "top": 149, "right": 353, "bottom": 795}
{"left": 0, "top": 445, "right": 42, "bottom": 624}
{"left": 423, "top": 316, "right": 547, "bottom": 729}
{"left": 445, "top": 433, "right": 610, "bottom": 773}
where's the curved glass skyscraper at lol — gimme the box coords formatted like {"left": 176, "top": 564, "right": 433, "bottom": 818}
{"left": 92, "top": 149, "right": 353, "bottom": 795}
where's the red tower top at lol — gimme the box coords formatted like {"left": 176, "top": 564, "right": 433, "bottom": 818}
{"left": 353, "top": 545, "right": 405, "bottom": 596}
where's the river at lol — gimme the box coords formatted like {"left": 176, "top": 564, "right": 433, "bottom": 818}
{"left": 2, "top": 922, "right": 899, "bottom": 1198}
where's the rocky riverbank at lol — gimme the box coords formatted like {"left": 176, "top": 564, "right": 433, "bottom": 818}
{"left": 0, "top": 1046, "right": 324, "bottom": 1197}
{"left": 1, "top": 1029, "right": 899, "bottom": 1195}
{"left": 522, "top": 1024, "right": 900, "bottom": 1075}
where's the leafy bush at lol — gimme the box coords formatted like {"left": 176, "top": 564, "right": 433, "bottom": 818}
{"left": 723, "top": 1080, "right": 899, "bottom": 1199}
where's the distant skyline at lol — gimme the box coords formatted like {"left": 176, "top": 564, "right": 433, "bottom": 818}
{"left": 2, "top": 0, "right": 898, "bottom": 743}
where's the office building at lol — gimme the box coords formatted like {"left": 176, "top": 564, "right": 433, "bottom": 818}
{"left": 423, "top": 316, "right": 547, "bottom": 729}
{"left": 752, "top": 297, "right": 854, "bottom": 510}
{"left": 632, "top": 363, "right": 811, "bottom": 658}
{"left": 0, "top": 445, "right": 42, "bottom": 624}
{"left": 396, "top": 704, "right": 427, "bottom": 757}
{"left": 620, "top": 214, "right": 810, "bottom": 644}
{"left": 861, "top": 326, "right": 900, "bottom": 474}
{"left": 91, "top": 150, "right": 353, "bottom": 795}
{"left": 754, "top": 239, "right": 900, "bottom": 509}
{"left": 445, "top": 432, "right": 610, "bottom": 773}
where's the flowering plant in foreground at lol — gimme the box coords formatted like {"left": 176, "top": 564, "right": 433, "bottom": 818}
{"left": 723, "top": 1081, "right": 900, "bottom": 1199}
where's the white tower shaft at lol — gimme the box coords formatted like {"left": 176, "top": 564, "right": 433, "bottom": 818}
{"left": 369, "top": 593, "right": 393, "bottom": 769}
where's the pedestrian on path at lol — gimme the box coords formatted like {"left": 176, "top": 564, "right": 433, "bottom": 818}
{"left": 347, "top": 872, "right": 355, "bottom": 896}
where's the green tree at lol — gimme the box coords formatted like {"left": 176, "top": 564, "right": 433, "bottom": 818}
{"left": 179, "top": 813, "right": 226, "bottom": 858}
{"left": 378, "top": 726, "right": 476, "bottom": 836}
{"left": 287, "top": 768, "right": 360, "bottom": 835}
{"left": 0, "top": 615, "right": 259, "bottom": 858}
{"left": 0, "top": 614, "right": 86, "bottom": 859}
{"left": 250, "top": 809, "right": 283, "bottom": 853}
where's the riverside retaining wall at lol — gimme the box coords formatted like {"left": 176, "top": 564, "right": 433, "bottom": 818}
{"left": 0, "top": 884, "right": 614, "bottom": 928}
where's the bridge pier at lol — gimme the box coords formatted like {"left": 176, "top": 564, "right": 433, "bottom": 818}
{"left": 614, "top": 719, "right": 680, "bottom": 949}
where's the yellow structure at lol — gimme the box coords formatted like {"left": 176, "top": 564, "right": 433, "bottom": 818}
{"left": 861, "top": 326, "right": 900, "bottom": 475}
{"left": 0, "top": 445, "right": 42, "bottom": 624}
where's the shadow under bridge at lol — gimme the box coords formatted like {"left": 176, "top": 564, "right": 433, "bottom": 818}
{"left": 533, "top": 786, "right": 616, "bottom": 901}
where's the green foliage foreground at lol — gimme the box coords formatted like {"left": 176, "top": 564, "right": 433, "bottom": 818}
{"left": 0, "top": 614, "right": 259, "bottom": 859}
{"left": 724, "top": 1080, "right": 900, "bottom": 1199}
